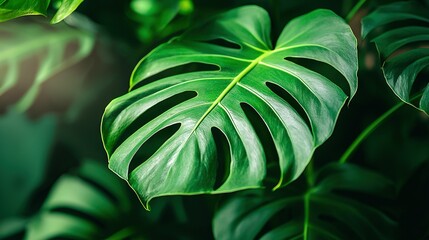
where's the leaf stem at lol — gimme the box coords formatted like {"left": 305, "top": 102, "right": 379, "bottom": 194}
{"left": 345, "top": 0, "right": 367, "bottom": 22}
{"left": 303, "top": 189, "right": 312, "bottom": 240}
{"left": 339, "top": 93, "right": 423, "bottom": 164}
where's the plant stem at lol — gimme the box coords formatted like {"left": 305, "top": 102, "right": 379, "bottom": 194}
{"left": 339, "top": 93, "right": 423, "bottom": 164}
{"left": 345, "top": 0, "right": 367, "bottom": 22}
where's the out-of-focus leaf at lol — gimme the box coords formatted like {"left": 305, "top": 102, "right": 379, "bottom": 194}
{"left": 0, "top": 110, "right": 56, "bottom": 220}
{"left": 0, "top": 0, "right": 49, "bottom": 22}
{"left": 213, "top": 163, "right": 397, "bottom": 239}
{"left": 362, "top": 1, "right": 429, "bottom": 115}
{"left": 0, "top": 217, "right": 28, "bottom": 239}
{"left": 102, "top": 5, "right": 357, "bottom": 209}
{"left": 25, "top": 160, "right": 132, "bottom": 240}
{"left": 129, "top": 0, "right": 193, "bottom": 43}
{"left": 0, "top": 20, "right": 94, "bottom": 111}
{"left": 51, "top": 0, "right": 84, "bottom": 24}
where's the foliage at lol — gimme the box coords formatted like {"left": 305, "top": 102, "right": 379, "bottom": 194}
{"left": 362, "top": 1, "right": 429, "bottom": 114}
{"left": 0, "top": 0, "right": 428, "bottom": 239}
{"left": 0, "top": 19, "right": 94, "bottom": 111}
{"left": 0, "top": 0, "right": 84, "bottom": 23}
{"left": 25, "top": 161, "right": 132, "bottom": 239}
{"left": 213, "top": 163, "right": 397, "bottom": 239}
{"left": 102, "top": 5, "right": 357, "bottom": 208}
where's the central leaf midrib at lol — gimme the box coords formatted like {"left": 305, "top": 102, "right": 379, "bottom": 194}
{"left": 191, "top": 50, "right": 271, "bottom": 132}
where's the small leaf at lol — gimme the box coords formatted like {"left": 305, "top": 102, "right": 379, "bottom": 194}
{"left": 362, "top": 1, "right": 429, "bottom": 115}
{"left": 51, "top": 0, "right": 84, "bottom": 24}
{"left": 0, "top": 0, "right": 49, "bottom": 22}
{"left": 213, "top": 163, "right": 398, "bottom": 239}
{"left": 102, "top": 5, "right": 357, "bottom": 208}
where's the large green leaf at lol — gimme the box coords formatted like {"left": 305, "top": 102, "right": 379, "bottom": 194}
{"left": 102, "top": 5, "right": 357, "bottom": 208}
{"left": 213, "top": 163, "right": 397, "bottom": 239}
{"left": 0, "top": 20, "right": 94, "bottom": 111}
{"left": 25, "top": 160, "right": 131, "bottom": 239}
{"left": 362, "top": 1, "right": 429, "bottom": 115}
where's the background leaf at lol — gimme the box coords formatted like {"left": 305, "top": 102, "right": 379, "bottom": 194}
{"left": 362, "top": 1, "right": 429, "bottom": 115}
{"left": 25, "top": 160, "right": 132, "bottom": 240}
{"left": 0, "top": 110, "right": 56, "bottom": 220}
{"left": 102, "top": 5, "right": 357, "bottom": 208}
{"left": 0, "top": 20, "right": 94, "bottom": 111}
{"left": 213, "top": 163, "right": 398, "bottom": 240}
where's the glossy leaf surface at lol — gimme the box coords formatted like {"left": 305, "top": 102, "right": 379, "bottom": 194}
{"left": 0, "top": 0, "right": 49, "bottom": 22}
{"left": 51, "top": 0, "right": 84, "bottom": 24}
{"left": 362, "top": 1, "right": 429, "bottom": 115}
{"left": 0, "top": 21, "right": 94, "bottom": 111}
{"left": 0, "top": 0, "right": 84, "bottom": 23}
{"left": 102, "top": 5, "right": 357, "bottom": 208}
{"left": 213, "top": 163, "right": 397, "bottom": 240}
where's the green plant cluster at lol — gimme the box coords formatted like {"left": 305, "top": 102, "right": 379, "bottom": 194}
{"left": 0, "top": 0, "right": 428, "bottom": 239}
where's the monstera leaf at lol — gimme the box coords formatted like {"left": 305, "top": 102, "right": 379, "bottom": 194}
{"left": 102, "top": 5, "right": 357, "bottom": 208}
{"left": 25, "top": 161, "right": 131, "bottom": 239}
{"left": 213, "top": 163, "right": 397, "bottom": 239}
{"left": 362, "top": 1, "right": 429, "bottom": 115}
{"left": 0, "top": 20, "right": 94, "bottom": 111}
{"left": 0, "top": 0, "right": 84, "bottom": 23}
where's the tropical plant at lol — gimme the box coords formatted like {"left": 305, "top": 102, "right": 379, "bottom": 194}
{"left": 0, "top": 0, "right": 428, "bottom": 239}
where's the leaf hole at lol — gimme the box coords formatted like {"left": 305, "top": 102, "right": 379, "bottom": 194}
{"left": 0, "top": 55, "right": 40, "bottom": 110}
{"left": 385, "top": 41, "right": 429, "bottom": 61}
{"left": 255, "top": 205, "right": 295, "bottom": 239}
{"left": 201, "top": 38, "right": 241, "bottom": 50}
{"left": 211, "top": 127, "right": 231, "bottom": 190}
{"left": 240, "top": 102, "right": 280, "bottom": 188}
{"left": 284, "top": 57, "right": 350, "bottom": 95}
{"left": 369, "top": 18, "right": 429, "bottom": 39}
{"left": 332, "top": 189, "right": 398, "bottom": 221}
{"left": 128, "top": 123, "right": 181, "bottom": 174}
{"left": 112, "top": 91, "right": 196, "bottom": 151}
{"left": 265, "top": 82, "right": 311, "bottom": 131}
{"left": 317, "top": 214, "right": 358, "bottom": 238}
{"left": 410, "top": 68, "right": 429, "bottom": 98}
{"left": 49, "top": 207, "right": 105, "bottom": 228}
{"left": 132, "top": 62, "right": 219, "bottom": 90}
{"left": 48, "top": 237, "right": 77, "bottom": 240}
{"left": 75, "top": 174, "right": 121, "bottom": 207}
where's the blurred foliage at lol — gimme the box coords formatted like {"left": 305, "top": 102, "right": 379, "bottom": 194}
{"left": 0, "top": 0, "right": 428, "bottom": 239}
{"left": 0, "top": 19, "right": 94, "bottom": 112}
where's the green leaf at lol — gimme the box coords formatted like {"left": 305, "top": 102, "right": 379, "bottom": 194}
{"left": 362, "top": 1, "right": 429, "bottom": 115}
{"left": 213, "top": 163, "right": 398, "bottom": 239}
{"left": 0, "top": 20, "right": 94, "bottom": 111}
{"left": 130, "top": 0, "right": 192, "bottom": 43}
{"left": 0, "top": 0, "right": 49, "bottom": 22}
{"left": 102, "top": 5, "right": 357, "bottom": 208}
{"left": 25, "top": 160, "right": 132, "bottom": 240}
{"left": 51, "top": 0, "right": 84, "bottom": 24}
